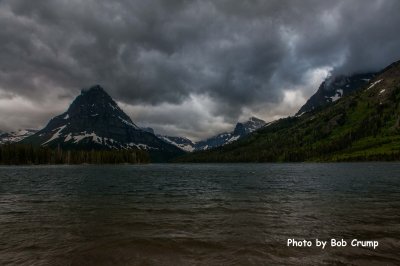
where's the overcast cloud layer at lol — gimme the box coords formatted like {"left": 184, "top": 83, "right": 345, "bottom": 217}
{"left": 1, "top": 0, "right": 400, "bottom": 140}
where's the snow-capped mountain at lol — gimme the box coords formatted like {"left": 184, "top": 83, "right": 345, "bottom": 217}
{"left": 297, "top": 73, "right": 376, "bottom": 115}
{"left": 139, "top": 126, "right": 196, "bottom": 152}
{"left": 194, "top": 117, "right": 266, "bottom": 151}
{"left": 194, "top": 132, "right": 234, "bottom": 151}
{"left": 0, "top": 129, "right": 38, "bottom": 144}
{"left": 157, "top": 135, "right": 195, "bottom": 152}
{"left": 22, "top": 85, "right": 183, "bottom": 160}
{"left": 233, "top": 117, "right": 267, "bottom": 136}
{"left": 138, "top": 126, "right": 196, "bottom": 152}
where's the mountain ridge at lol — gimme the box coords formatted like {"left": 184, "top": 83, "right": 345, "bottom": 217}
{"left": 193, "top": 117, "right": 266, "bottom": 151}
{"left": 176, "top": 59, "right": 400, "bottom": 162}
{"left": 297, "top": 72, "right": 377, "bottom": 115}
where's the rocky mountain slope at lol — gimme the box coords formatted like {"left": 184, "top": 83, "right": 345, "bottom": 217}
{"left": 22, "top": 85, "right": 184, "bottom": 161}
{"left": 297, "top": 73, "right": 376, "bottom": 115}
{"left": 177, "top": 60, "right": 400, "bottom": 162}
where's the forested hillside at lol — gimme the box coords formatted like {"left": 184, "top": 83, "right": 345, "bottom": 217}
{"left": 177, "top": 60, "right": 400, "bottom": 162}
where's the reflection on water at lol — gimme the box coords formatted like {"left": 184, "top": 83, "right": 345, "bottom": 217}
{"left": 0, "top": 163, "right": 400, "bottom": 265}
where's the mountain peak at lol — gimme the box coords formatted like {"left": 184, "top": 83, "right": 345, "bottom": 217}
{"left": 233, "top": 117, "right": 266, "bottom": 136}
{"left": 248, "top": 116, "right": 265, "bottom": 123}
{"left": 24, "top": 86, "right": 140, "bottom": 146}
{"left": 22, "top": 85, "right": 185, "bottom": 161}
{"left": 192, "top": 116, "right": 266, "bottom": 151}
{"left": 82, "top": 84, "right": 105, "bottom": 93}
{"left": 67, "top": 85, "right": 122, "bottom": 116}
{"left": 78, "top": 84, "right": 113, "bottom": 102}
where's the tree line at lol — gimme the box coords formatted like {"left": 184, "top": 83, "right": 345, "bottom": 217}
{"left": 0, "top": 144, "right": 150, "bottom": 165}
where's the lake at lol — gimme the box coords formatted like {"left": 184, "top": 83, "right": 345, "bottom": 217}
{"left": 1, "top": 163, "right": 400, "bottom": 265}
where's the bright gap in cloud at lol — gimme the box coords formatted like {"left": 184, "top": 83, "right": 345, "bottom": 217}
{"left": 118, "top": 94, "right": 233, "bottom": 141}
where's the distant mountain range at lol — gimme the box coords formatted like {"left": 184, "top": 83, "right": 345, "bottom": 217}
{"left": 0, "top": 129, "right": 37, "bottom": 145}
{"left": 192, "top": 117, "right": 266, "bottom": 151}
{"left": 147, "top": 116, "right": 266, "bottom": 152}
{"left": 178, "top": 59, "right": 400, "bottom": 162}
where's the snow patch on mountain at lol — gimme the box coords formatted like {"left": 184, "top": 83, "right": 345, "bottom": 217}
{"left": 118, "top": 116, "right": 139, "bottom": 129}
{"left": 69, "top": 132, "right": 102, "bottom": 144}
{"left": 367, "top": 79, "right": 383, "bottom": 90}
{"left": 42, "top": 125, "right": 67, "bottom": 145}
{"left": 326, "top": 88, "right": 343, "bottom": 102}
{"left": 226, "top": 135, "right": 240, "bottom": 144}
{"left": 158, "top": 135, "right": 195, "bottom": 152}
{"left": 108, "top": 103, "right": 118, "bottom": 111}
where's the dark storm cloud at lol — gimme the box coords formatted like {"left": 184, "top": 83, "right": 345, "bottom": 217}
{"left": 1, "top": 0, "right": 400, "bottom": 137}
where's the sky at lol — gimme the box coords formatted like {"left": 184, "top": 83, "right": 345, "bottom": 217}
{"left": 1, "top": 0, "right": 400, "bottom": 140}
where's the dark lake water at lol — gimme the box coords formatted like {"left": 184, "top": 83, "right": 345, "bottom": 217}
{"left": 1, "top": 163, "right": 400, "bottom": 265}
